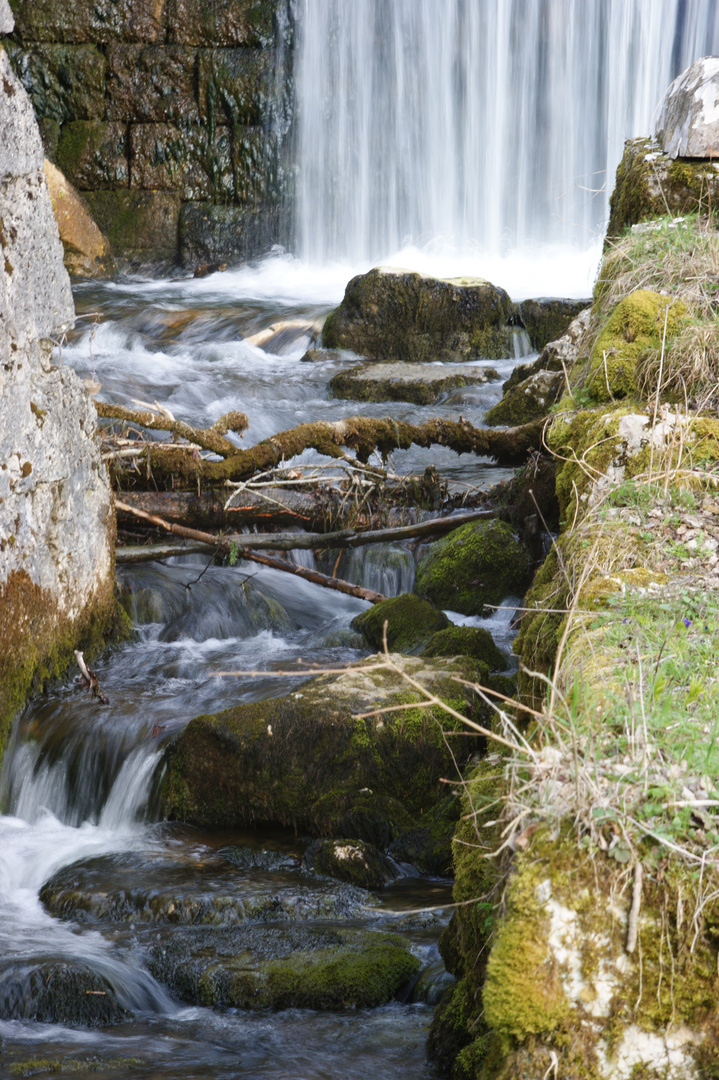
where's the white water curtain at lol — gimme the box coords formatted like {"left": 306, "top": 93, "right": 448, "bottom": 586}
{"left": 295, "top": 0, "right": 719, "bottom": 262}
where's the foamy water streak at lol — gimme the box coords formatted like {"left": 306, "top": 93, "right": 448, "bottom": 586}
{"left": 295, "top": 0, "right": 719, "bottom": 264}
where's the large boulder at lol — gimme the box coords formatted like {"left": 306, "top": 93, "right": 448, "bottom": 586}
{"left": 351, "top": 593, "right": 450, "bottom": 653}
{"left": 0, "top": 36, "right": 117, "bottom": 757}
{"left": 415, "top": 519, "right": 532, "bottom": 616}
{"left": 655, "top": 56, "right": 719, "bottom": 159}
{"left": 161, "top": 654, "right": 485, "bottom": 841}
{"left": 43, "top": 159, "right": 115, "bottom": 278}
{"left": 322, "top": 268, "right": 516, "bottom": 362}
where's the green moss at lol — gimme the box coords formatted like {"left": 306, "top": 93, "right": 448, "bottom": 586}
{"left": 585, "top": 290, "right": 687, "bottom": 402}
{"left": 484, "top": 370, "right": 562, "bottom": 427}
{"left": 422, "top": 625, "right": 507, "bottom": 670}
{"left": 415, "top": 519, "right": 532, "bottom": 616}
{"left": 351, "top": 593, "right": 450, "bottom": 653}
{"left": 8, "top": 1058, "right": 143, "bottom": 1076}
{"left": 605, "top": 139, "right": 656, "bottom": 240}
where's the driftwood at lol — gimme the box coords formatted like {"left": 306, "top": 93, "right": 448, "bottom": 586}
{"left": 115, "top": 488, "right": 328, "bottom": 531}
{"left": 74, "top": 650, "right": 109, "bottom": 704}
{"left": 115, "top": 507, "right": 496, "bottom": 565}
{"left": 96, "top": 401, "right": 248, "bottom": 457}
{"left": 99, "top": 406, "right": 546, "bottom": 492}
{"left": 114, "top": 500, "right": 386, "bottom": 603}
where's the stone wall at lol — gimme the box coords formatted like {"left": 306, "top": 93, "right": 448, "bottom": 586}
{"left": 6, "top": 0, "right": 294, "bottom": 270}
{"left": 0, "top": 0, "right": 116, "bottom": 756}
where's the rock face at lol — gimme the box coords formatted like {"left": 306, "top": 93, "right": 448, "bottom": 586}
{"left": 655, "top": 55, "right": 719, "bottom": 159}
{"left": 322, "top": 268, "right": 517, "bottom": 362}
{"left": 517, "top": 297, "right": 590, "bottom": 352}
{"left": 7, "top": 0, "right": 292, "bottom": 270}
{"left": 43, "top": 159, "right": 116, "bottom": 278}
{"left": 0, "top": 30, "right": 116, "bottom": 756}
{"left": 329, "top": 361, "right": 499, "bottom": 405}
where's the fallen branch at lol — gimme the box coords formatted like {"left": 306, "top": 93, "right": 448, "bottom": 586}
{"left": 115, "top": 506, "right": 496, "bottom": 562}
{"left": 114, "top": 488, "right": 326, "bottom": 531}
{"left": 74, "top": 650, "right": 109, "bottom": 704}
{"left": 626, "top": 861, "right": 644, "bottom": 954}
{"left": 106, "top": 414, "right": 546, "bottom": 491}
{"left": 114, "top": 499, "right": 386, "bottom": 603}
{"left": 96, "top": 401, "right": 248, "bottom": 457}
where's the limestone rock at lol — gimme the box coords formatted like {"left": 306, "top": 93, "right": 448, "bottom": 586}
{"left": 160, "top": 654, "right": 485, "bottom": 838}
{"left": 0, "top": 0, "right": 13, "bottom": 35}
{"left": 517, "top": 297, "right": 590, "bottom": 352}
{"left": 322, "top": 267, "right": 516, "bottom": 362}
{"left": 330, "top": 361, "right": 499, "bottom": 405}
{"left": 503, "top": 307, "right": 592, "bottom": 393}
{"left": 43, "top": 160, "right": 116, "bottom": 279}
{"left": 351, "top": 593, "right": 451, "bottom": 654}
{"left": 415, "top": 519, "right": 532, "bottom": 616}
{"left": 655, "top": 56, "right": 719, "bottom": 159}
{"left": 87, "top": 189, "right": 180, "bottom": 267}
{"left": 303, "top": 838, "right": 400, "bottom": 890}
{"left": 0, "top": 31, "right": 115, "bottom": 755}
{"left": 484, "top": 368, "right": 563, "bottom": 427}
{"left": 607, "top": 137, "right": 719, "bottom": 238}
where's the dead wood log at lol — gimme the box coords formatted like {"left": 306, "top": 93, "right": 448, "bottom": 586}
{"left": 115, "top": 488, "right": 328, "bottom": 531}
{"left": 105, "top": 414, "right": 546, "bottom": 492}
{"left": 114, "top": 500, "right": 386, "bottom": 603}
{"left": 96, "top": 401, "right": 248, "bottom": 457}
{"left": 115, "top": 507, "right": 497, "bottom": 565}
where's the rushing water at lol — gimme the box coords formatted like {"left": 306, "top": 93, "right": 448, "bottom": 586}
{"left": 0, "top": 268, "right": 527, "bottom": 1079}
{"left": 294, "top": 0, "right": 719, "bottom": 290}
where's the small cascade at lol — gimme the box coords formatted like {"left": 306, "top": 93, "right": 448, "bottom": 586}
{"left": 295, "top": 0, "right": 719, "bottom": 265}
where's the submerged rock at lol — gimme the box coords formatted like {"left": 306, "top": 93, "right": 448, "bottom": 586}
{"left": 389, "top": 793, "right": 462, "bottom": 877}
{"left": 655, "top": 55, "right": 719, "bottom": 159}
{"left": 160, "top": 654, "right": 486, "bottom": 838}
{"left": 351, "top": 593, "right": 450, "bottom": 654}
{"left": 517, "top": 298, "right": 590, "bottom": 352}
{"left": 322, "top": 267, "right": 515, "bottom": 362}
{"left": 329, "top": 361, "right": 499, "bottom": 405}
{"left": 147, "top": 925, "right": 419, "bottom": 1011}
{"left": 303, "top": 838, "right": 400, "bottom": 890}
{"left": 0, "top": 960, "right": 130, "bottom": 1026}
{"left": 415, "top": 519, "right": 532, "bottom": 616}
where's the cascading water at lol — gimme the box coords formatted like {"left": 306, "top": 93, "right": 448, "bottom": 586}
{"left": 295, "top": 0, "right": 719, "bottom": 291}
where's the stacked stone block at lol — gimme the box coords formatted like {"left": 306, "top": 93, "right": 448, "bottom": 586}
{"left": 7, "top": 0, "right": 292, "bottom": 268}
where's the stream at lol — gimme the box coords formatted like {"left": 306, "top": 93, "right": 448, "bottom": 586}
{"left": 0, "top": 256, "right": 532, "bottom": 1079}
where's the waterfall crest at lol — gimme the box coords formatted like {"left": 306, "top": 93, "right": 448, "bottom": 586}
{"left": 295, "top": 0, "right": 719, "bottom": 265}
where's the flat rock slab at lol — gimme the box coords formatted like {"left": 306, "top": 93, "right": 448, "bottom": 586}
{"left": 330, "top": 362, "right": 499, "bottom": 405}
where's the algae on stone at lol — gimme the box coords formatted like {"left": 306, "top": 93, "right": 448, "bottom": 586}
{"left": 351, "top": 592, "right": 450, "bottom": 653}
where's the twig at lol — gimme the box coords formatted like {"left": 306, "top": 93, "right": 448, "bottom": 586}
{"left": 74, "top": 650, "right": 109, "bottom": 705}
{"left": 626, "top": 861, "right": 644, "bottom": 953}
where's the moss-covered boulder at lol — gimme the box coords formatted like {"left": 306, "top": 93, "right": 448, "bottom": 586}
{"left": 422, "top": 626, "right": 506, "bottom": 671}
{"left": 161, "top": 654, "right": 485, "bottom": 837}
{"left": 415, "top": 520, "right": 532, "bottom": 616}
{"left": 0, "top": 960, "right": 130, "bottom": 1026}
{"left": 606, "top": 136, "right": 719, "bottom": 240}
{"left": 517, "top": 297, "right": 590, "bottom": 351}
{"left": 322, "top": 268, "right": 516, "bottom": 362}
{"left": 147, "top": 925, "right": 419, "bottom": 1011}
{"left": 329, "top": 361, "right": 499, "bottom": 405}
{"left": 389, "top": 792, "right": 462, "bottom": 876}
{"left": 484, "top": 368, "right": 562, "bottom": 426}
{"left": 585, "top": 289, "right": 687, "bottom": 402}
{"left": 302, "top": 838, "right": 399, "bottom": 889}
{"left": 503, "top": 306, "right": 592, "bottom": 393}
{"left": 351, "top": 593, "right": 450, "bottom": 653}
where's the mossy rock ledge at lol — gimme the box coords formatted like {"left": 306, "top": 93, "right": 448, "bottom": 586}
{"left": 517, "top": 297, "right": 590, "bottom": 351}
{"left": 329, "top": 361, "right": 500, "bottom": 405}
{"left": 322, "top": 267, "right": 516, "bottom": 362}
{"left": 415, "top": 519, "right": 532, "bottom": 616}
{"left": 351, "top": 592, "right": 450, "bottom": 654}
{"left": 161, "top": 654, "right": 486, "bottom": 841}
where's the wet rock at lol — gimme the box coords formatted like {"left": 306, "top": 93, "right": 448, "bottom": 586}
{"left": 160, "top": 654, "right": 486, "bottom": 836}
{"left": 322, "top": 268, "right": 516, "bottom": 362}
{"left": 43, "top": 160, "right": 116, "bottom": 279}
{"left": 517, "top": 298, "right": 590, "bottom": 352}
{"left": 655, "top": 56, "right": 719, "bottom": 159}
{"left": 107, "top": 44, "right": 199, "bottom": 124}
{"left": 606, "top": 136, "right": 719, "bottom": 239}
{"left": 300, "top": 346, "right": 341, "bottom": 363}
{"left": 197, "top": 47, "right": 272, "bottom": 126}
{"left": 225, "top": 846, "right": 300, "bottom": 871}
{"left": 351, "top": 593, "right": 450, "bottom": 654}
{"left": 179, "top": 200, "right": 285, "bottom": 268}
{"left": 415, "top": 519, "right": 532, "bottom": 616}
{"left": 303, "top": 838, "right": 400, "bottom": 889}
{"left": 0, "top": 961, "right": 130, "bottom": 1026}
{"left": 484, "top": 369, "right": 563, "bottom": 427}
{"left": 245, "top": 319, "right": 321, "bottom": 354}
{"left": 9, "top": 0, "right": 167, "bottom": 44}
{"left": 85, "top": 190, "right": 180, "bottom": 266}
{"left": 389, "top": 793, "right": 462, "bottom": 877}
{"left": 167, "top": 0, "right": 276, "bottom": 48}
{"left": 55, "top": 120, "right": 128, "bottom": 190}
{"left": 421, "top": 626, "right": 507, "bottom": 671}
{"left": 329, "top": 361, "right": 499, "bottom": 405}
{"left": 502, "top": 307, "right": 591, "bottom": 393}
{"left": 6, "top": 43, "right": 107, "bottom": 123}
{"left": 147, "top": 925, "right": 419, "bottom": 1010}
{"left": 129, "top": 123, "right": 234, "bottom": 201}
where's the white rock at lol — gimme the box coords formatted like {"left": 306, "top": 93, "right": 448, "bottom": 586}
{"left": 655, "top": 56, "right": 719, "bottom": 159}
{"left": 0, "top": 0, "right": 13, "bottom": 35}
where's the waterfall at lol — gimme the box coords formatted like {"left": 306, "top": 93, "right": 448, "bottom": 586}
{"left": 294, "top": 0, "right": 719, "bottom": 266}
